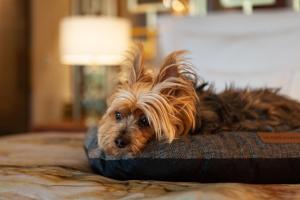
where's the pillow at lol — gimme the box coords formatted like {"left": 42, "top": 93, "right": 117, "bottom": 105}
{"left": 84, "top": 127, "right": 300, "bottom": 183}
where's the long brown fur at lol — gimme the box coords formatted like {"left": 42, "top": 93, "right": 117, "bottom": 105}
{"left": 98, "top": 44, "right": 300, "bottom": 156}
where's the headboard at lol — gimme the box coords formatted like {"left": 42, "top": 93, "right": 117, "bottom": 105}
{"left": 158, "top": 10, "right": 300, "bottom": 100}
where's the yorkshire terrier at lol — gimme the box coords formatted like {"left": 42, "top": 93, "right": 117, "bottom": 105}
{"left": 98, "top": 44, "right": 300, "bottom": 156}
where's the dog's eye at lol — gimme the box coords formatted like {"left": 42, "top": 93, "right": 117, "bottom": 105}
{"left": 138, "top": 115, "right": 149, "bottom": 128}
{"left": 115, "top": 111, "right": 122, "bottom": 121}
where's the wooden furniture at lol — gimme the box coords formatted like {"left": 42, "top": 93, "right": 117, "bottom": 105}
{"left": 31, "top": 121, "right": 87, "bottom": 132}
{"left": 0, "top": 0, "right": 30, "bottom": 134}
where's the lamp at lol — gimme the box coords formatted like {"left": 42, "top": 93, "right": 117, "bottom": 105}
{"left": 60, "top": 16, "right": 131, "bottom": 66}
{"left": 59, "top": 16, "right": 131, "bottom": 122}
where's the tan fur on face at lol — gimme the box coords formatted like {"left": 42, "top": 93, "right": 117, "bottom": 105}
{"left": 98, "top": 44, "right": 199, "bottom": 156}
{"left": 98, "top": 109, "right": 154, "bottom": 156}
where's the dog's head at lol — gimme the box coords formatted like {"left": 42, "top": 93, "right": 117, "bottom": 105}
{"left": 98, "top": 44, "right": 198, "bottom": 156}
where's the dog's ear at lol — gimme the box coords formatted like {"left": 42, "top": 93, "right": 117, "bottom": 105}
{"left": 154, "top": 50, "right": 189, "bottom": 84}
{"left": 124, "top": 43, "right": 152, "bottom": 85}
{"left": 150, "top": 50, "right": 198, "bottom": 140}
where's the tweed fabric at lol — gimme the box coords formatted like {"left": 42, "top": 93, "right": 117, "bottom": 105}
{"left": 85, "top": 127, "right": 300, "bottom": 160}
{"left": 84, "top": 127, "right": 300, "bottom": 182}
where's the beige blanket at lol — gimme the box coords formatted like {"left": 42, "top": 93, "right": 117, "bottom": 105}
{"left": 0, "top": 132, "right": 299, "bottom": 200}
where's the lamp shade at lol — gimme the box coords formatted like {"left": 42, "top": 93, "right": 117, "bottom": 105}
{"left": 60, "top": 16, "right": 131, "bottom": 65}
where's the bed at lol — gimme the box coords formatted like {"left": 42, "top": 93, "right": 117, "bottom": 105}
{"left": 0, "top": 132, "right": 299, "bottom": 200}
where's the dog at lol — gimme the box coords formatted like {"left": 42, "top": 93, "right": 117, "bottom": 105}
{"left": 98, "top": 44, "right": 300, "bottom": 156}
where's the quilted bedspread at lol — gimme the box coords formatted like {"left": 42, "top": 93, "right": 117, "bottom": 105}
{"left": 0, "top": 132, "right": 299, "bottom": 200}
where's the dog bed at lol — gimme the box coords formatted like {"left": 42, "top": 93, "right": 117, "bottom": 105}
{"left": 84, "top": 126, "right": 300, "bottom": 183}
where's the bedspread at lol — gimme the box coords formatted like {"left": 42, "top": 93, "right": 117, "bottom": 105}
{"left": 0, "top": 132, "right": 299, "bottom": 200}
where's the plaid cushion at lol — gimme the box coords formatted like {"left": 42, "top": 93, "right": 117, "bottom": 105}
{"left": 84, "top": 127, "right": 300, "bottom": 183}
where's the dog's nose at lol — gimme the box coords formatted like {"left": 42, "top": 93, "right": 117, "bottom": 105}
{"left": 114, "top": 137, "right": 128, "bottom": 148}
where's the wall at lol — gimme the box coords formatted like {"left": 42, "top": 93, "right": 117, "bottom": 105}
{"left": 31, "top": 0, "right": 72, "bottom": 126}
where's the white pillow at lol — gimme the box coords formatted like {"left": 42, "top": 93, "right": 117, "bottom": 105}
{"left": 158, "top": 10, "right": 300, "bottom": 100}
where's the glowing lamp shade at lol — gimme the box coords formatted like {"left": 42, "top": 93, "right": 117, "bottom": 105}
{"left": 60, "top": 16, "right": 131, "bottom": 65}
